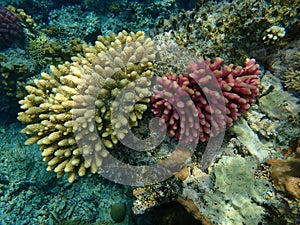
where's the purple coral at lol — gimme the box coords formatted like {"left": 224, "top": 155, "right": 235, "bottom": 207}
{"left": 151, "top": 57, "right": 261, "bottom": 143}
{"left": 0, "top": 6, "right": 23, "bottom": 49}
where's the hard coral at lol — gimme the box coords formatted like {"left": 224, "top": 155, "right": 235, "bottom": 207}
{"left": 6, "top": 5, "right": 37, "bottom": 31}
{"left": 151, "top": 57, "right": 260, "bottom": 143}
{"left": 0, "top": 6, "right": 23, "bottom": 49}
{"left": 18, "top": 31, "right": 155, "bottom": 182}
{"left": 155, "top": 0, "right": 299, "bottom": 63}
{"left": 268, "top": 38, "right": 300, "bottom": 94}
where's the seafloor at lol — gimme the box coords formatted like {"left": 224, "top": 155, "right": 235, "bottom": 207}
{"left": 0, "top": 0, "right": 299, "bottom": 225}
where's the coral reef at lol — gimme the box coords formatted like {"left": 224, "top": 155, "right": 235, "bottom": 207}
{"left": 0, "top": 6, "right": 23, "bottom": 49}
{"left": 1, "top": 0, "right": 299, "bottom": 224}
{"left": 154, "top": 0, "right": 300, "bottom": 63}
{"left": 18, "top": 31, "right": 155, "bottom": 182}
{"left": 83, "top": 0, "right": 179, "bottom": 35}
{"left": 268, "top": 152, "right": 300, "bottom": 199}
{"left": 28, "top": 34, "right": 85, "bottom": 68}
{"left": 153, "top": 31, "right": 197, "bottom": 74}
{"left": 244, "top": 105, "right": 279, "bottom": 140}
{"left": 268, "top": 38, "right": 300, "bottom": 94}
{"left": 257, "top": 70, "right": 300, "bottom": 146}
{"left": 1, "top": 0, "right": 66, "bottom": 24}
{"left": 0, "top": 48, "right": 38, "bottom": 98}
{"left": 131, "top": 67, "right": 299, "bottom": 224}
{"left": 133, "top": 154, "right": 277, "bottom": 225}
{"left": 266, "top": 137, "right": 300, "bottom": 224}
{"left": 48, "top": 5, "right": 100, "bottom": 44}
{"left": 133, "top": 176, "right": 182, "bottom": 215}
{"left": 0, "top": 48, "right": 38, "bottom": 119}
{"left": 243, "top": 70, "right": 299, "bottom": 149}
{"left": 262, "top": 25, "right": 286, "bottom": 45}
{"left": 6, "top": 5, "right": 37, "bottom": 31}
{"left": 231, "top": 117, "right": 272, "bottom": 162}
{"left": 151, "top": 57, "right": 261, "bottom": 142}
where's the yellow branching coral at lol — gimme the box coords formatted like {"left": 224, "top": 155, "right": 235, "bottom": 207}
{"left": 18, "top": 31, "right": 155, "bottom": 182}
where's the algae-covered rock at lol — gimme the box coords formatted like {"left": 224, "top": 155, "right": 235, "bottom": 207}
{"left": 200, "top": 155, "right": 274, "bottom": 225}
{"left": 110, "top": 203, "right": 127, "bottom": 223}
{"left": 231, "top": 118, "right": 271, "bottom": 162}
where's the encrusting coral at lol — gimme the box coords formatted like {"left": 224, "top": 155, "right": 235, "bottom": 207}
{"left": 18, "top": 30, "right": 155, "bottom": 182}
{"left": 151, "top": 57, "right": 261, "bottom": 142}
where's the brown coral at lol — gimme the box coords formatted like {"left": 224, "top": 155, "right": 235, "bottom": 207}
{"left": 268, "top": 138, "right": 300, "bottom": 199}
{"left": 18, "top": 31, "right": 155, "bottom": 182}
{"left": 268, "top": 158, "right": 300, "bottom": 199}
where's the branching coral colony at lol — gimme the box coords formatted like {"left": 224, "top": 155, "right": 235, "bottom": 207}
{"left": 18, "top": 30, "right": 261, "bottom": 182}
{"left": 151, "top": 57, "right": 261, "bottom": 143}
{"left": 18, "top": 31, "right": 155, "bottom": 182}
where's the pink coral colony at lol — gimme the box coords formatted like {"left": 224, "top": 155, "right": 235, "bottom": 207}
{"left": 151, "top": 57, "right": 261, "bottom": 143}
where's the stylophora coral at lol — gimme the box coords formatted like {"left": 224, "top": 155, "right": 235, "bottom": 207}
{"left": 18, "top": 30, "right": 155, "bottom": 182}
{"left": 151, "top": 57, "right": 261, "bottom": 143}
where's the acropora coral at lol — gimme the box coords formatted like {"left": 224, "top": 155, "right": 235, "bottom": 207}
{"left": 18, "top": 31, "right": 155, "bottom": 182}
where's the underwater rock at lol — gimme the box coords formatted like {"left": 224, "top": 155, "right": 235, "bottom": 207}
{"left": 178, "top": 156, "right": 275, "bottom": 225}
{"left": 268, "top": 138, "right": 300, "bottom": 199}
{"left": 231, "top": 117, "right": 271, "bottom": 162}
{"left": 259, "top": 90, "right": 300, "bottom": 122}
{"left": 110, "top": 203, "right": 127, "bottom": 223}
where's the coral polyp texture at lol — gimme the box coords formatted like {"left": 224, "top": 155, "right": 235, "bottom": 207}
{"left": 151, "top": 57, "right": 261, "bottom": 142}
{"left": 17, "top": 31, "right": 155, "bottom": 182}
{"left": 0, "top": 6, "right": 23, "bottom": 49}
